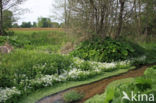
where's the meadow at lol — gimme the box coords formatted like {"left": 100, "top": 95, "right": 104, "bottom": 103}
{"left": 0, "top": 28, "right": 156, "bottom": 103}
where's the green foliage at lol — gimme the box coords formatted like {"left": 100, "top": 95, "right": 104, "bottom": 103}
{"left": 0, "top": 30, "right": 75, "bottom": 52}
{"left": 0, "top": 50, "right": 72, "bottom": 87}
{"left": 3, "top": 10, "right": 14, "bottom": 29}
{"left": 63, "top": 90, "right": 84, "bottom": 103}
{"left": 0, "top": 36, "right": 28, "bottom": 47}
{"left": 71, "top": 37, "right": 144, "bottom": 62}
{"left": 38, "top": 17, "right": 52, "bottom": 28}
{"left": 79, "top": 61, "right": 92, "bottom": 71}
{"left": 135, "top": 77, "right": 152, "bottom": 91}
{"left": 21, "top": 22, "right": 32, "bottom": 28}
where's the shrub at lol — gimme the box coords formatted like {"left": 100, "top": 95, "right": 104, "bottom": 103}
{"left": 71, "top": 37, "right": 144, "bottom": 62}
{"left": 63, "top": 90, "right": 84, "bottom": 103}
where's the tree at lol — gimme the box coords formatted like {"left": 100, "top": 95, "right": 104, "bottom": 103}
{"left": 0, "top": 0, "right": 26, "bottom": 36}
{"left": 141, "top": 0, "right": 156, "bottom": 36}
{"left": 21, "top": 22, "right": 32, "bottom": 28}
{"left": 32, "top": 22, "right": 37, "bottom": 27}
{"left": 116, "top": 0, "right": 125, "bottom": 38}
{"left": 0, "top": 0, "right": 3, "bottom": 35}
{"left": 3, "top": 10, "right": 14, "bottom": 28}
{"left": 38, "top": 17, "right": 52, "bottom": 28}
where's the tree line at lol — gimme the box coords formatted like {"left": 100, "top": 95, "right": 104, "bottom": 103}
{"left": 1, "top": 0, "right": 156, "bottom": 38}
{"left": 13, "top": 17, "right": 61, "bottom": 28}
{"left": 62, "top": 0, "right": 156, "bottom": 39}
{"left": 1, "top": 9, "right": 61, "bottom": 28}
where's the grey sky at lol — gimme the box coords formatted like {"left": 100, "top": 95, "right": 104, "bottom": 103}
{"left": 17, "top": 0, "right": 63, "bottom": 24}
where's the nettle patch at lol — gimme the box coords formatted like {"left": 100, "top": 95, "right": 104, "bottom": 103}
{"left": 71, "top": 37, "right": 144, "bottom": 62}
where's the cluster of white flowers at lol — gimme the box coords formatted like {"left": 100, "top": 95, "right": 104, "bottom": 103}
{"left": 73, "top": 57, "right": 131, "bottom": 71}
{"left": 0, "top": 87, "right": 21, "bottom": 102}
{"left": 31, "top": 75, "right": 61, "bottom": 87}
{"left": 67, "top": 68, "right": 90, "bottom": 79}
{"left": 90, "top": 61, "right": 117, "bottom": 69}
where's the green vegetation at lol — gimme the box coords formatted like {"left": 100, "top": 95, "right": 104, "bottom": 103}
{"left": 0, "top": 29, "right": 137, "bottom": 103}
{"left": 64, "top": 90, "right": 84, "bottom": 103}
{"left": 0, "top": 29, "right": 154, "bottom": 103}
{"left": 0, "top": 0, "right": 156, "bottom": 103}
{"left": 0, "top": 50, "right": 72, "bottom": 87}
{"left": 0, "top": 30, "right": 76, "bottom": 52}
{"left": 71, "top": 37, "right": 144, "bottom": 62}
{"left": 85, "top": 65, "right": 156, "bottom": 103}
{"left": 20, "top": 18, "right": 60, "bottom": 28}
{"left": 140, "top": 42, "right": 156, "bottom": 64}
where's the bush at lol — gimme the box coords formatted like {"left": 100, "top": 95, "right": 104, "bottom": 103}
{"left": 71, "top": 37, "right": 145, "bottom": 62}
{"left": 63, "top": 90, "right": 84, "bottom": 103}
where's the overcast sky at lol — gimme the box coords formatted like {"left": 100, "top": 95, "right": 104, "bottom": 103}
{"left": 17, "top": 0, "right": 63, "bottom": 24}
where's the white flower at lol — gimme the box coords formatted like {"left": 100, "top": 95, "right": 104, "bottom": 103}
{"left": 0, "top": 87, "right": 21, "bottom": 102}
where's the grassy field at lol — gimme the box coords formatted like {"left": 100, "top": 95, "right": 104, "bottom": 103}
{"left": 1, "top": 28, "right": 77, "bottom": 53}
{"left": 9, "top": 28, "right": 64, "bottom": 31}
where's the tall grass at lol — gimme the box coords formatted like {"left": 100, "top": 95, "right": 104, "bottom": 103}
{"left": 1, "top": 30, "right": 78, "bottom": 53}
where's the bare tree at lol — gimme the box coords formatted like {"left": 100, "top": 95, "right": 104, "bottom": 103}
{"left": 116, "top": 0, "right": 125, "bottom": 38}
{"left": 55, "top": 0, "right": 156, "bottom": 40}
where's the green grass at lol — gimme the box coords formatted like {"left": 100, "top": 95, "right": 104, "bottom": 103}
{"left": 1, "top": 30, "right": 77, "bottom": 53}
{"left": 64, "top": 90, "right": 84, "bottom": 103}
{"left": 17, "top": 68, "right": 134, "bottom": 103}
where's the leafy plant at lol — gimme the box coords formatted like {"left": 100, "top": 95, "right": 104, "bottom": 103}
{"left": 63, "top": 90, "right": 84, "bottom": 103}
{"left": 135, "top": 77, "right": 152, "bottom": 91}
{"left": 71, "top": 37, "right": 144, "bottom": 62}
{"left": 79, "top": 61, "right": 92, "bottom": 71}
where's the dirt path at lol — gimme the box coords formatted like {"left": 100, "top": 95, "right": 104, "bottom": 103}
{"left": 37, "top": 64, "right": 155, "bottom": 103}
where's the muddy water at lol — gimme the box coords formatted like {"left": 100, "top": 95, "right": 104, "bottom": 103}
{"left": 37, "top": 64, "right": 154, "bottom": 103}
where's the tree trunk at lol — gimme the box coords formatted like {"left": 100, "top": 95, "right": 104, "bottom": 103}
{"left": 64, "top": 0, "right": 67, "bottom": 27}
{"left": 99, "top": 6, "right": 104, "bottom": 34}
{"left": 0, "top": 0, "right": 3, "bottom": 36}
{"left": 138, "top": 0, "right": 141, "bottom": 35}
{"left": 116, "top": 0, "right": 125, "bottom": 38}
